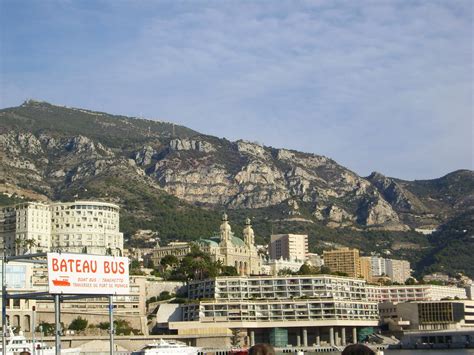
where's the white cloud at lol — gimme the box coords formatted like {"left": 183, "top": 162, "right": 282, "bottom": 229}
{"left": 1, "top": 0, "right": 472, "bottom": 179}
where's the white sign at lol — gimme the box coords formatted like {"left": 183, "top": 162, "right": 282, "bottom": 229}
{"left": 47, "top": 253, "right": 129, "bottom": 295}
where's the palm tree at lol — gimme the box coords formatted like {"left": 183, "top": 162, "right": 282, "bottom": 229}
{"left": 14, "top": 239, "right": 23, "bottom": 255}
{"left": 24, "top": 239, "right": 37, "bottom": 254}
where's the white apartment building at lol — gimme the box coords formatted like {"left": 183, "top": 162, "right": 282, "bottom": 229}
{"left": 262, "top": 258, "right": 305, "bottom": 276}
{"left": 370, "top": 256, "right": 386, "bottom": 277}
{"left": 367, "top": 284, "right": 467, "bottom": 303}
{"left": 0, "top": 201, "right": 123, "bottom": 256}
{"left": 369, "top": 256, "right": 411, "bottom": 283}
{"left": 170, "top": 275, "right": 379, "bottom": 348}
{"left": 269, "top": 234, "right": 308, "bottom": 261}
{"left": 0, "top": 202, "right": 52, "bottom": 255}
{"left": 50, "top": 201, "right": 123, "bottom": 255}
{"left": 386, "top": 259, "right": 411, "bottom": 284}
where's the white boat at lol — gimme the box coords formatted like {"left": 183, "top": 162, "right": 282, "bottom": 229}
{"left": 131, "top": 339, "right": 201, "bottom": 355}
{"left": 0, "top": 327, "right": 81, "bottom": 355}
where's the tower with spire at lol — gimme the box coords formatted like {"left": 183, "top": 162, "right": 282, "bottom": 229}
{"left": 197, "top": 213, "right": 262, "bottom": 276}
{"left": 219, "top": 212, "right": 232, "bottom": 248}
{"left": 243, "top": 217, "right": 255, "bottom": 248}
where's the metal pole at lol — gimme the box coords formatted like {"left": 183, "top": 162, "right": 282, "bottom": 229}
{"left": 109, "top": 295, "right": 114, "bottom": 355}
{"left": 32, "top": 305, "right": 36, "bottom": 355}
{"left": 2, "top": 252, "right": 7, "bottom": 355}
{"left": 54, "top": 294, "right": 61, "bottom": 355}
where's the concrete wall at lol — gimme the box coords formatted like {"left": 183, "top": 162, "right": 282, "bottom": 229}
{"left": 146, "top": 280, "right": 186, "bottom": 299}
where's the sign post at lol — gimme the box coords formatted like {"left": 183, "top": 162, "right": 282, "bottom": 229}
{"left": 46, "top": 253, "right": 129, "bottom": 355}
{"left": 109, "top": 296, "right": 114, "bottom": 355}
{"left": 47, "top": 253, "right": 129, "bottom": 295}
{"left": 1, "top": 253, "right": 6, "bottom": 355}
{"left": 54, "top": 294, "right": 61, "bottom": 355}
{"left": 32, "top": 306, "right": 36, "bottom": 355}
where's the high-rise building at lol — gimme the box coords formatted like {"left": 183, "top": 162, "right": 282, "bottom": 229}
{"left": 50, "top": 201, "right": 123, "bottom": 255}
{"left": 323, "top": 247, "right": 361, "bottom": 278}
{"left": 386, "top": 259, "right": 411, "bottom": 284}
{"left": 0, "top": 201, "right": 123, "bottom": 256}
{"left": 370, "top": 256, "right": 387, "bottom": 277}
{"left": 360, "top": 256, "right": 373, "bottom": 282}
{"left": 269, "top": 234, "right": 308, "bottom": 261}
{"left": 0, "top": 202, "right": 51, "bottom": 255}
{"left": 368, "top": 256, "right": 411, "bottom": 283}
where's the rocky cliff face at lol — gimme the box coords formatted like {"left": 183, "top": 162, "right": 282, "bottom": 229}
{"left": 1, "top": 100, "right": 472, "bottom": 232}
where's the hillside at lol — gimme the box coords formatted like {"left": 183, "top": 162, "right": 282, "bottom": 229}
{"left": 1, "top": 100, "right": 473, "bottom": 276}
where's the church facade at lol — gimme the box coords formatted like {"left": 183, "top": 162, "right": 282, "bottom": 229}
{"left": 197, "top": 214, "right": 262, "bottom": 275}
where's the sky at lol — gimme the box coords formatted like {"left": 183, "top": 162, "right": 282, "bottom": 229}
{"left": 0, "top": 0, "right": 472, "bottom": 180}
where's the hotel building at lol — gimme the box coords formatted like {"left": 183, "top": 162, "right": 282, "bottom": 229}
{"left": 168, "top": 275, "right": 380, "bottom": 348}
{"left": 0, "top": 201, "right": 124, "bottom": 256}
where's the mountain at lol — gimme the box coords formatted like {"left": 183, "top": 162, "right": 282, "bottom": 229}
{"left": 418, "top": 210, "right": 474, "bottom": 277}
{"left": 1, "top": 100, "right": 473, "bottom": 276}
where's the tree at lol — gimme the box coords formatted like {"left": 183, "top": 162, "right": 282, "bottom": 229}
{"left": 98, "top": 319, "right": 136, "bottom": 335}
{"left": 169, "top": 248, "right": 221, "bottom": 281}
{"left": 220, "top": 266, "right": 238, "bottom": 276}
{"left": 278, "top": 268, "right": 295, "bottom": 276}
{"left": 319, "top": 266, "right": 331, "bottom": 274}
{"left": 160, "top": 255, "right": 179, "bottom": 269}
{"left": 405, "top": 277, "right": 417, "bottom": 285}
{"left": 130, "top": 259, "right": 141, "bottom": 269}
{"left": 231, "top": 328, "right": 242, "bottom": 347}
{"left": 24, "top": 239, "right": 37, "bottom": 254}
{"left": 37, "top": 322, "right": 55, "bottom": 336}
{"left": 298, "top": 263, "right": 320, "bottom": 275}
{"left": 68, "top": 317, "right": 88, "bottom": 332}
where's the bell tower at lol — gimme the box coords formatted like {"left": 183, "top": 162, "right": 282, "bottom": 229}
{"left": 243, "top": 217, "right": 255, "bottom": 248}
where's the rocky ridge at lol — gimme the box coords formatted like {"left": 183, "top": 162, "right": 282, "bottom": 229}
{"left": 1, "top": 100, "right": 472, "bottom": 233}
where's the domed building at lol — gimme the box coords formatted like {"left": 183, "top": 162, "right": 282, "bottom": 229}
{"left": 197, "top": 214, "right": 262, "bottom": 275}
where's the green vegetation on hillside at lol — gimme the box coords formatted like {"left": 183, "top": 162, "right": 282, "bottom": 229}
{"left": 0, "top": 100, "right": 197, "bottom": 148}
{"left": 418, "top": 211, "right": 474, "bottom": 278}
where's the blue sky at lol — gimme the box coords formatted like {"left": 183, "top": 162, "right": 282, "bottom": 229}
{"left": 1, "top": 0, "right": 472, "bottom": 180}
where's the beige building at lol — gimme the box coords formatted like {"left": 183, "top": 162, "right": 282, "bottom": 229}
{"left": 0, "top": 261, "right": 37, "bottom": 333}
{"left": 0, "top": 201, "right": 124, "bottom": 256}
{"left": 197, "top": 214, "right": 261, "bottom": 276}
{"left": 269, "top": 234, "right": 308, "bottom": 261}
{"left": 323, "top": 247, "right": 361, "bottom": 278}
{"left": 379, "top": 300, "right": 474, "bottom": 332}
{"left": 35, "top": 275, "right": 148, "bottom": 334}
{"left": 360, "top": 256, "right": 373, "bottom": 282}
{"left": 149, "top": 242, "right": 192, "bottom": 268}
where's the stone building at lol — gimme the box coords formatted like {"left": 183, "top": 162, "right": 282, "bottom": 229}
{"left": 197, "top": 214, "right": 261, "bottom": 276}
{"left": 148, "top": 242, "right": 192, "bottom": 268}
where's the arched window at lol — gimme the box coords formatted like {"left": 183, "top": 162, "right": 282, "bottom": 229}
{"left": 24, "top": 315, "right": 31, "bottom": 332}
{"left": 13, "top": 315, "right": 20, "bottom": 328}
